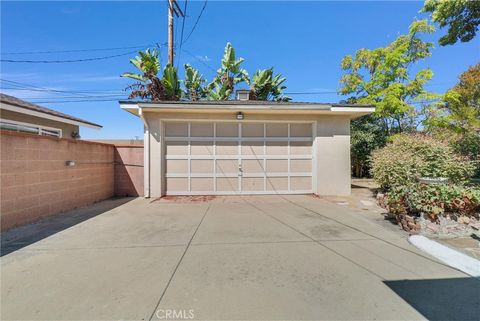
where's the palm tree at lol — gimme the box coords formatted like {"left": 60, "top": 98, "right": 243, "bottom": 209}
{"left": 183, "top": 64, "right": 206, "bottom": 101}
{"left": 122, "top": 49, "right": 181, "bottom": 101}
{"left": 249, "top": 68, "right": 291, "bottom": 102}
{"left": 206, "top": 43, "right": 249, "bottom": 100}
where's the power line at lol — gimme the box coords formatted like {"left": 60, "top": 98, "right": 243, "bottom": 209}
{"left": 182, "top": 0, "right": 207, "bottom": 45}
{"left": 0, "top": 50, "right": 142, "bottom": 64}
{"left": 1, "top": 44, "right": 155, "bottom": 55}
{"left": 26, "top": 98, "right": 128, "bottom": 104}
{"left": 176, "top": 0, "right": 188, "bottom": 69}
{"left": 0, "top": 79, "right": 97, "bottom": 98}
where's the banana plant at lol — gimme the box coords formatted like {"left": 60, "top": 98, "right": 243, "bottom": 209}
{"left": 183, "top": 64, "right": 206, "bottom": 101}
{"left": 206, "top": 43, "right": 250, "bottom": 100}
{"left": 250, "top": 68, "right": 291, "bottom": 102}
{"left": 121, "top": 49, "right": 180, "bottom": 101}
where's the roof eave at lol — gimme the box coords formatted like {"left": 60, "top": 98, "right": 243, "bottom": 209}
{"left": 119, "top": 102, "right": 375, "bottom": 119}
{"left": 1, "top": 102, "right": 102, "bottom": 129}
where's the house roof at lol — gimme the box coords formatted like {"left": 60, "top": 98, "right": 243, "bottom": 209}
{"left": 1, "top": 93, "right": 102, "bottom": 129}
{"left": 119, "top": 100, "right": 375, "bottom": 119}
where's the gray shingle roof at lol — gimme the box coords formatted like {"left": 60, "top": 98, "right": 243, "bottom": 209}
{"left": 1, "top": 93, "right": 101, "bottom": 128}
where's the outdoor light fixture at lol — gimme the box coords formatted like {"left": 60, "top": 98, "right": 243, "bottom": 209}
{"left": 65, "top": 160, "right": 76, "bottom": 167}
{"left": 236, "top": 112, "right": 244, "bottom": 120}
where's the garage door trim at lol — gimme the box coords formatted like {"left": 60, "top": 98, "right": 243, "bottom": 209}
{"left": 163, "top": 121, "right": 316, "bottom": 195}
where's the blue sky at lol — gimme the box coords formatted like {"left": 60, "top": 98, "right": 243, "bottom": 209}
{"left": 1, "top": 1, "right": 478, "bottom": 139}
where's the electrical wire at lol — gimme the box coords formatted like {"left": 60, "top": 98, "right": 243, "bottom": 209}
{"left": 182, "top": 0, "right": 207, "bottom": 45}
{"left": 176, "top": 0, "right": 188, "bottom": 69}
{"left": 1, "top": 44, "right": 156, "bottom": 55}
{"left": 0, "top": 50, "right": 140, "bottom": 64}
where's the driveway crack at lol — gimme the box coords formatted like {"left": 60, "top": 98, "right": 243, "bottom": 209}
{"left": 148, "top": 203, "right": 211, "bottom": 321}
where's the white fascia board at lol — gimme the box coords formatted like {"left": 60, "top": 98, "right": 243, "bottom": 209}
{"left": 1, "top": 103, "right": 102, "bottom": 129}
{"left": 330, "top": 107, "right": 376, "bottom": 113}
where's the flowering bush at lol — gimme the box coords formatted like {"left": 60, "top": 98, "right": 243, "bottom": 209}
{"left": 371, "top": 134, "right": 475, "bottom": 189}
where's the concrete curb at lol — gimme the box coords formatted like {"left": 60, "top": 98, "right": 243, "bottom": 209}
{"left": 409, "top": 235, "right": 480, "bottom": 277}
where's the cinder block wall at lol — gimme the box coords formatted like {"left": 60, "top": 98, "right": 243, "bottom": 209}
{"left": 0, "top": 130, "right": 115, "bottom": 231}
{"left": 114, "top": 146, "right": 144, "bottom": 197}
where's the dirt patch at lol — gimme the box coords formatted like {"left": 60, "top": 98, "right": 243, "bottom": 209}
{"left": 151, "top": 195, "right": 216, "bottom": 203}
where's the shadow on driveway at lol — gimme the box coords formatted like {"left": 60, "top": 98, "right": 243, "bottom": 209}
{"left": 384, "top": 277, "right": 480, "bottom": 321}
{"left": 1, "top": 197, "right": 135, "bottom": 256}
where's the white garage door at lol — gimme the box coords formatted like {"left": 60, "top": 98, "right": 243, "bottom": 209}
{"left": 164, "top": 122, "right": 313, "bottom": 195}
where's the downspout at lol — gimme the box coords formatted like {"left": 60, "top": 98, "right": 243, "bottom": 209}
{"left": 139, "top": 108, "right": 150, "bottom": 198}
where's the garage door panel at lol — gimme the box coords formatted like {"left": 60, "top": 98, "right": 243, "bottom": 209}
{"left": 242, "top": 177, "right": 264, "bottom": 192}
{"left": 191, "top": 123, "right": 214, "bottom": 137}
{"left": 241, "top": 141, "right": 263, "bottom": 156}
{"left": 216, "top": 123, "right": 238, "bottom": 137}
{"left": 290, "top": 123, "right": 312, "bottom": 137}
{"left": 242, "top": 159, "right": 265, "bottom": 173}
{"left": 216, "top": 177, "right": 239, "bottom": 192}
{"left": 266, "top": 141, "right": 288, "bottom": 155}
{"left": 266, "top": 159, "right": 288, "bottom": 173}
{"left": 191, "top": 160, "right": 214, "bottom": 174}
{"left": 242, "top": 123, "right": 264, "bottom": 137}
{"left": 216, "top": 159, "right": 238, "bottom": 174}
{"left": 166, "top": 159, "right": 188, "bottom": 174}
{"left": 165, "top": 122, "right": 188, "bottom": 137}
{"left": 290, "top": 141, "right": 312, "bottom": 155}
{"left": 291, "top": 159, "right": 312, "bottom": 172}
{"left": 191, "top": 178, "right": 214, "bottom": 192}
{"left": 191, "top": 141, "right": 213, "bottom": 155}
{"left": 266, "top": 123, "right": 288, "bottom": 137}
{"left": 216, "top": 141, "right": 238, "bottom": 155}
{"left": 266, "top": 177, "right": 288, "bottom": 191}
{"left": 291, "top": 176, "right": 312, "bottom": 190}
{"left": 166, "top": 178, "right": 188, "bottom": 192}
{"left": 165, "top": 141, "right": 188, "bottom": 155}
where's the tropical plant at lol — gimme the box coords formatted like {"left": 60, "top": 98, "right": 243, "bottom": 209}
{"left": 206, "top": 43, "right": 249, "bottom": 100}
{"left": 339, "top": 20, "right": 436, "bottom": 134}
{"left": 122, "top": 49, "right": 180, "bottom": 101}
{"left": 183, "top": 64, "right": 206, "bottom": 101}
{"left": 422, "top": 0, "right": 480, "bottom": 46}
{"left": 249, "top": 68, "right": 291, "bottom": 102}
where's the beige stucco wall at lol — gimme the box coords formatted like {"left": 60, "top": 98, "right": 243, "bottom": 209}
{"left": 142, "top": 111, "right": 352, "bottom": 197}
{"left": 0, "top": 109, "right": 79, "bottom": 138}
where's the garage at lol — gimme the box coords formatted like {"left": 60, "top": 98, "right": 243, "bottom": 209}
{"left": 119, "top": 100, "right": 375, "bottom": 198}
{"left": 164, "top": 122, "right": 313, "bottom": 195}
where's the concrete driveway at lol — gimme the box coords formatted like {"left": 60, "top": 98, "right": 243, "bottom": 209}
{"left": 2, "top": 195, "right": 479, "bottom": 320}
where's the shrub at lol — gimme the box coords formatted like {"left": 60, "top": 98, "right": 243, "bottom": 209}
{"left": 371, "top": 133, "right": 475, "bottom": 189}
{"left": 452, "top": 133, "right": 480, "bottom": 178}
{"left": 386, "top": 183, "right": 480, "bottom": 220}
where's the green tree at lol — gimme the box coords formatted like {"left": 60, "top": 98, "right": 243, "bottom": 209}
{"left": 426, "top": 63, "right": 480, "bottom": 133}
{"left": 183, "top": 64, "right": 206, "bottom": 101}
{"left": 339, "top": 20, "right": 436, "bottom": 134}
{"left": 422, "top": 0, "right": 480, "bottom": 46}
{"left": 206, "top": 43, "right": 249, "bottom": 100}
{"left": 122, "top": 49, "right": 181, "bottom": 101}
{"left": 249, "top": 68, "right": 291, "bottom": 102}
{"left": 351, "top": 115, "right": 388, "bottom": 178}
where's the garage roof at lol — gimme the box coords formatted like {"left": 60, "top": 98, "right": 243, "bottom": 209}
{"left": 120, "top": 100, "right": 375, "bottom": 118}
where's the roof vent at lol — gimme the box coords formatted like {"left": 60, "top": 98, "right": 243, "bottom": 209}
{"left": 236, "top": 89, "right": 250, "bottom": 101}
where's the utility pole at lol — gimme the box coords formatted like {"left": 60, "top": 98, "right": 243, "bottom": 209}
{"left": 167, "top": 0, "right": 184, "bottom": 66}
